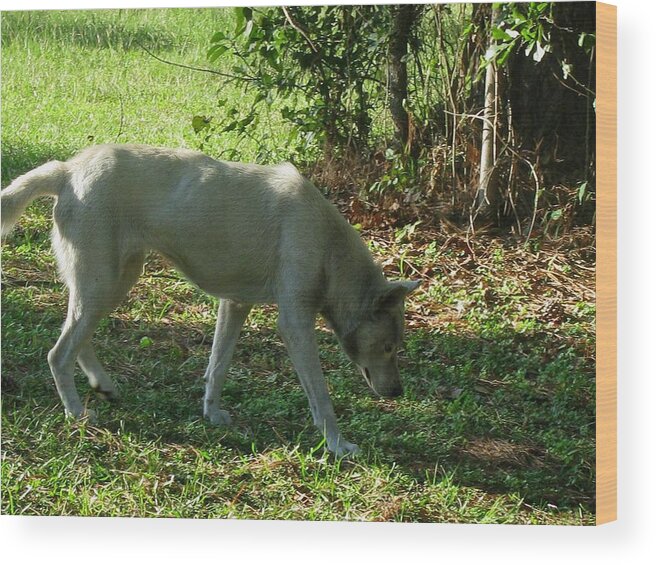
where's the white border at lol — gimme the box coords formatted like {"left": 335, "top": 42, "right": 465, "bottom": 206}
{"left": 2, "top": 0, "right": 655, "bottom": 563}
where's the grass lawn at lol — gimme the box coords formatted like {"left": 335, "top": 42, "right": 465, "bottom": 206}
{"left": 1, "top": 8, "right": 596, "bottom": 523}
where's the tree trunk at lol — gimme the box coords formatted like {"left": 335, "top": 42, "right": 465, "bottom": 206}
{"left": 388, "top": 4, "right": 417, "bottom": 153}
{"left": 506, "top": 2, "right": 596, "bottom": 181}
{"left": 475, "top": 5, "right": 500, "bottom": 218}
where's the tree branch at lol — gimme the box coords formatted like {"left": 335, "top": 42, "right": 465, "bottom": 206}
{"left": 282, "top": 6, "right": 319, "bottom": 54}
{"left": 136, "top": 41, "right": 257, "bottom": 82}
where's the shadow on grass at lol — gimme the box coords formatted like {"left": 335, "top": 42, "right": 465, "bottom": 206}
{"left": 1, "top": 11, "right": 177, "bottom": 52}
{"left": 1, "top": 139, "right": 77, "bottom": 185}
{"left": 1, "top": 277, "right": 596, "bottom": 513}
{"left": 375, "top": 328, "right": 595, "bottom": 510}
{"left": 1, "top": 138, "right": 595, "bottom": 513}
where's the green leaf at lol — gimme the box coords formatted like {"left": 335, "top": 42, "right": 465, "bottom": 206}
{"left": 234, "top": 7, "right": 245, "bottom": 33}
{"left": 207, "top": 44, "right": 228, "bottom": 62}
{"left": 512, "top": 5, "right": 527, "bottom": 24}
{"left": 550, "top": 209, "right": 563, "bottom": 221}
{"left": 221, "top": 120, "right": 238, "bottom": 133}
{"left": 497, "top": 44, "right": 514, "bottom": 66}
{"left": 461, "top": 23, "right": 474, "bottom": 39}
{"left": 234, "top": 6, "right": 253, "bottom": 36}
{"left": 239, "top": 112, "right": 256, "bottom": 129}
{"left": 491, "top": 27, "right": 513, "bottom": 42}
{"left": 577, "top": 182, "right": 588, "bottom": 204}
{"left": 578, "top": 32, "right": 596, "bottom": 54}
{"left": 521, "top": 26, "right": 536, "bottom": 42}
{"left": 192, "top": 115, "right": 212, "bottom": 134}
{"left": 139, "top": 336, "right": 153, "bottom": 348}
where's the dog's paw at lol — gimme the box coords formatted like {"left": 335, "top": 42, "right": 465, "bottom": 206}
{"left": 204, "top": 407, "right": 232, "bottom": 427}
{"left": 93, "top": 384, "right": 120, "bottom": 403}
{"left": 329, "top": 440, "right": 361, "bottom": 458}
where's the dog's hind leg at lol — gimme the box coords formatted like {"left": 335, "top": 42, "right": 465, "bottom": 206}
{"left": 203, "top": 299, "right": 252, "bottom": 426}
{"left": 48, "top": 294, "right": 109, "bottom": 421}
{"left": 49, "top": 233, "right": 144, "bottom": 420}
{"left": 73, "top": 252, "right": 144, "bottom": 405}
{"left": 77, "top": 343, "right": 119, "bottom": 401}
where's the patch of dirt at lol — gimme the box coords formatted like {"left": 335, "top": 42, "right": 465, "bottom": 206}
{"left": 357, "top": 223, "right": 595, "bottom": 334}
{"left": 461, "top": 438, "right": 546, "bottom": 468}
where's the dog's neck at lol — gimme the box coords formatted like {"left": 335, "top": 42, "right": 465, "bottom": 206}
{"left": 321, "top": 231, "right": 386, "bottom": 340}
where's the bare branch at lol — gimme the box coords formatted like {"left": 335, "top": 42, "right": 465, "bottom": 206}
{"left": 281, "top": 6, "right": 319, "bottom": 54}
{"left": 136, "top": 41, "right": 257, "bottom": 82}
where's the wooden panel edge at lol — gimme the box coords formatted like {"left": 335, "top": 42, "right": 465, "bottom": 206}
{"left": 595, "top": 1, "right": 617, "bottom": 526}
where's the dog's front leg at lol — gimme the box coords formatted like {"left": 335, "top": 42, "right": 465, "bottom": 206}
{"left": 278, "top": 308, "right": 360, "bottom": 457}
{"left": 203, "top": 300, "right": 252, "bottom": 426}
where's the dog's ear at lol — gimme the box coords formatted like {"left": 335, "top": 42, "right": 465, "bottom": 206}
{"left": 376, "top": 280, "right": 420, "bottom": 311}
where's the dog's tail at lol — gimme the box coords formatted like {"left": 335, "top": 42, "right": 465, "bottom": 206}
{"left": 1, "top": 160, "right": 68, "bottom": 238}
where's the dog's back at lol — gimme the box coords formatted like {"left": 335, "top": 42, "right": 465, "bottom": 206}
{"left": 3, "top": 144, "right": 355, "bottom": 303}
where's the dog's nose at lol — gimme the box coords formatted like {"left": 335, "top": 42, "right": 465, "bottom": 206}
{"left": 383, "top": 385, "right": 403, "bottom": 398}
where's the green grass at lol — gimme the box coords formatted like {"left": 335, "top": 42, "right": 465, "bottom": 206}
{"left": 1, "top": 9, "right": 595, "bottom": 523}
{"left": 1, "top": 8, "right": 291, "bottom": 179}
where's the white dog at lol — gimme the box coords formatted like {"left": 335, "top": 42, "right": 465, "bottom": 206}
{"left": 1, "top": 144, "right": 418, "bottom": 456}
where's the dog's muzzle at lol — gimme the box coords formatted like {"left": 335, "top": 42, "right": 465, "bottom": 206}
{"left": 360, "top": 367, "right": 403, "bottom": 398}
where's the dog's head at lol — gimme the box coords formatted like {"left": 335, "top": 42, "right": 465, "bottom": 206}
{"left": 341, "top": 280, "right": 419, "bottom": 398}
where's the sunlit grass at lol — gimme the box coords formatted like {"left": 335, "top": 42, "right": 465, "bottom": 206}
{"left": 1, "top": 8, "right": 595, "bottom": 524}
